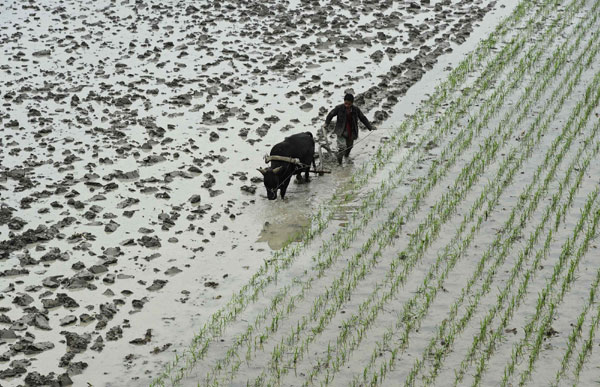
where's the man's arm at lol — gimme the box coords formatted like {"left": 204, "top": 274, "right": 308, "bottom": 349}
{"left": 357, "top": 107, "right": 375, "bottom": 130}
{"left": 325, "top": 105, "right": 339, "bottom": 126}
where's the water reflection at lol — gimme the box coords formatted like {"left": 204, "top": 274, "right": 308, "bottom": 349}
{"left": 256, "top": 213, "right": 310, "bottom": 250}
{"left": 254, "top": 160, "right": 358, "bottom": 250}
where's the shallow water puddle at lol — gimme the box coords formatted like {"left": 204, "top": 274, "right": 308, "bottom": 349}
{"left": 256, "top": 213, "right": 310, "bottom": 250}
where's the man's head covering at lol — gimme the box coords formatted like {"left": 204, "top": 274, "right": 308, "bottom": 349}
{"left": 344, "top": 93, "right": 354, "bottom": 103}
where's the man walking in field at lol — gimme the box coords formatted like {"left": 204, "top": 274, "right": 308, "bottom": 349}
{"left": 323, "top": 93, "right": 376, "bottom": 165}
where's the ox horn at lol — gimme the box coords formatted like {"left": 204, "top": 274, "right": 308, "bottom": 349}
{"left": 257, "top": 167, "right": 266, "bottom": 175}
{"left": 272, "top": 166, "right": 283, "bottom": 174}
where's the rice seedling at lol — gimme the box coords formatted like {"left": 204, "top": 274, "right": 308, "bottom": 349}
{"left": 466, "top": 143, "right": 600, "bottom": 386}
{"left": 448, "top": 25, "right": 600, "bottom": 386}
{"left": 571, "top": 303, "right": 600, "bottom": 381}
{"left": 513, "top": 197, "right": 600, "bottom": 386}
{"left": 552, "top": 270, "right": 600, "bottom": 384}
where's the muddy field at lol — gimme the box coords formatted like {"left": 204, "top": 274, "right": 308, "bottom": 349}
{"left": 6, "top": 0, "right": 595, "bottom": 386}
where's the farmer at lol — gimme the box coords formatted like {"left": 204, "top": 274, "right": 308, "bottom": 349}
{"left": 323, "top": 93, "right": 376, "bottom": 165}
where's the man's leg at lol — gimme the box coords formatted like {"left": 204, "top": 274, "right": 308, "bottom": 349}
{"left": 336, "top": 135, "right": 345, "bottom": 165}
{"left": 344, "top": 138, "right": 354, "bottom": 158}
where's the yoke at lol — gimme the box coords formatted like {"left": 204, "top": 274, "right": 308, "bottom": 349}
{"left": 264, "top": 155, "right": 303, "bottom": 165}
{"left": 264, "top": 154, "right": 331, "bottom": 175}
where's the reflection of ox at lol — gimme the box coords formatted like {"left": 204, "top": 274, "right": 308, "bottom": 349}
{"left": 258, "top": 132, "right": 316, "bottom": 200}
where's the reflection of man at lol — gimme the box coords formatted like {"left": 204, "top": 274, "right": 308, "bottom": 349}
{"left": 323, "top": 93, "right": 376, "bottom": 165}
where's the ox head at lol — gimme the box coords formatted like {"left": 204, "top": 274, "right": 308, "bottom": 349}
{"left": 258, "top": 166, "right": 283, "bottom": 200}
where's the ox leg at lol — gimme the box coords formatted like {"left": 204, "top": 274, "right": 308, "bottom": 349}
{"left": 310, "top": 158, "right": 317, "bottom": 180}
{"left": 280, "top": 179, "right": 291, "bottom": 199}
{"left": 294, "top": 168, "right": 304, "bottom": 183}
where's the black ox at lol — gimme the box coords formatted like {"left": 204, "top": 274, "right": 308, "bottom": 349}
{"left": 258, "top": 132, "right": 316, "bottom": 200}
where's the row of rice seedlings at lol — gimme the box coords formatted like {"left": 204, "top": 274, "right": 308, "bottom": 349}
{"left": 290, "top": 0, "right": 596, "bottom": 384}
{"left": 461, "top": 58, "right": 600, "bottom": 387}
{"left": 352, "top": 1, "right": 600, "bottom": 378}
{"left": 460, "top": 107, "right": 600, "bottom": 387}
{"left": 465, "top": 141, "right": 600, "bottom": 387}
{"left": 360, "top": 19, "right": 600, "bottom": 387}
{"left": 355, "top": 37, "right": 600, "bottom": 387}
{"left": 571, "top": 285, "right": 600, "bottom": 381}
{"left": 498, "top": 85, "right": 600, "bottom": 387}
{"left": 552, "top": 215, "right": 600, "bottom": 385}
{"left": 514, "top": 191, "right": 600, "bottom": 386}
{"left": 494, "top": 186, "right": 597, "bottom": 385}
{"left": 303, "top": 17, "right": 594, "bottom": 386}
{"left": 473, "top": 152, "right": 600, "bottom": 387}
{"left": 446, "top": 13, "right": 600, "bottom": 385}
{"left": 150, "top": 0, "right": 584, "bottom": 384}
{"left": 509, "top": 144, "right": 600, "bottom": 385}
{"left": 469, "top": 124, "right": 600, "bottom": 385}
{"left": 437, "top": 148, "right": 599, "bottom": 387}
{"left": 247, "top": 18, "right": 578, "bottom": 385}
{"left": 196, "top": 6, "right": 571, "bottom": 383}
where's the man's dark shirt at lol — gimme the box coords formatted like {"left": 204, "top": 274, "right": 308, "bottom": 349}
{"left": 345, "top": 108, "right": 352, "bottom": 139}
{"left": 325, "top": 104, "right": 374, "bottom": 140}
